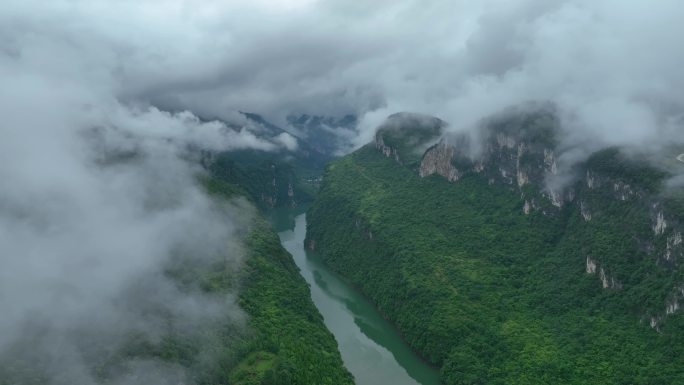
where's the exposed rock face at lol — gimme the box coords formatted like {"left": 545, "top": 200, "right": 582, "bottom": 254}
{"left": 496, "top": 133, "right": 516, "bottom": 149}
{"left": 587, "top": 256, "right": 621, "bottom": 289}
{"left": 654, "top": 212, "right": 667, "bottom": 236}
{"left": 599, "top": 267, "right": 621, "bottom": 289}
{"left": 586, "top": 171, "right": 597, "bottom": 189}
{"left": 374, "top": 112, "right": 446, "bottom": 165}
{"left": 586, "top": 256, "right": 597, "bottom": 274}
{"left": 372, "top": 110, "right": 684, "bottom": 324}
{"left": 665, "top": 231, "right": 682, "bottom": 261}
{"left": 413, "top": 109, "right": 562, "bottom": 213}
{"left": 260, "top": 193, "right": 276, "bottom": 207}
{"left": 375, "top": 133, "right": 400, "bottom": 162}
{"left": 666, "top": 297, "right": 680, "bottom": 315}
{"left": 523, "top": 200, "right": 531, "bottom": 215}
{"left": 546, "top": 188, "right": 563, "bottom": 208}
{"left": 517, "top": 170, "right": 528, "bottom": 187}
{"left": 651, "top": 287, "right": 684, "bottom": 329}
{"left": 544, "top": 149, "right": 558, "bottom": 175}
{"left": 580, "top": 201, "right": 592, "bottom": 221}
{"left": 419, "top": 140, "right": 460, "bottom": 181}
{"left": 650, "top": 317, "right": 659, "bottom": 329}
{"left": 613, "top": 181, "right": 636, "bottom": 201}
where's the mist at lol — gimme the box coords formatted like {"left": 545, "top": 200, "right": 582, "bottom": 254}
{"left": 4, "top": 0, "right": 682, "bottom": 153}
{"left": 0, "top": 69, "right": 259, "bottom": 381}
{"left": 1, "top": 0, "right": 684, "bottom": 382}
{"left": 0, "top": 3, "right": 268, "bottom": 382}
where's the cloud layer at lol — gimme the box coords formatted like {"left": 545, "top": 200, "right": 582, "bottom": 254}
{"left": 0, "top": 2, "right": 266, "bottom": 382}
{"left": 4, "top": 0, "right": 682, "bottom": 151}
{"left": 1, "top": 0, "right": 684, "bottom": 382}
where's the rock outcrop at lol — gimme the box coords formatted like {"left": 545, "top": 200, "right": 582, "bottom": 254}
{"left": 419, "top": 140, "right": 460, "bottom": 181}
{"left": 371, "top": 108, "right": 684, "bottom": 325}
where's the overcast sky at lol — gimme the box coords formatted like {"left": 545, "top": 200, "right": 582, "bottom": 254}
{"left": 3, "top": 0, "right": 683, "bottom": 150}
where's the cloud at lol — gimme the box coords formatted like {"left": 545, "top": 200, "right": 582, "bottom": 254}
{"left": 1, "top": 0, "right": 684, "bottom": 379}
{"left": 273, "top": 132, "right": 299, "bottom": 151}
{"left": 5, "top": 0, "right": 679, "bottom": 156}
{"left": 0, "top": 5, "right": 262, "bottom": 382}
{"left": 0, "top": 84, "right": 252, "bottom": 381}
{"left": 0, "top": 101, "right": 251, "bottom": 381}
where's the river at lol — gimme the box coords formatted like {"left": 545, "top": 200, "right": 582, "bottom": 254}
{"left": 271, "top": 208, "right": 441, "bottom": 385}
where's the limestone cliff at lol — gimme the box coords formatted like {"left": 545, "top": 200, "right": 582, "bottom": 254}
{"left": 419, "top": 139, "right": 460, "bottom": 181}
{"left": 372, "top": 109, "right": 684, "bottom": 327}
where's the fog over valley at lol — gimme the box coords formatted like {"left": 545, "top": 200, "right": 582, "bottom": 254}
{"left": 1, "top": 1, "right": 684, "bottom": 385}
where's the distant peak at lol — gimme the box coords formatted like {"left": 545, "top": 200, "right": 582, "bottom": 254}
{"left": 374, "top": 112, "right": 446, "bottom": 165}
{"left": 384, "top": 112, "right": 447, "bottom": 128}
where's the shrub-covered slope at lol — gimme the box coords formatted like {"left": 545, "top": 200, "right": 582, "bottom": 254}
{"left": 206, "top": 113, "right": 330, "bottom": 210}
{"left": 200, "top": 179, "right": 354, "bottom": 385}
{"left": 0, "top": 177, "right": 352, "bottom": 385}
{"left": 233, "top": 215, "right": 354, "bottom": 385}
{"left": 306, "top": 112, "right": 684, "bottom": 385}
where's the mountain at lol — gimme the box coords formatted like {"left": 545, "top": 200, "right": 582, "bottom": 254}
{"left": 286, "top": 114, "right": 358, "bottom": 156}
{"left": 206, "top": 113, "right": 331, "bottom": 209}
{"left": 203, "top": 179, "right": 354, "bottom": 385}
{"left": 1, "top": 111, "right": 353, "bottom": 385}
{"left": 306, "top": 109, "right": 684, "bottom": 385}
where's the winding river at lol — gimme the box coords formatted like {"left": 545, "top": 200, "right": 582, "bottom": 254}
{"left": 271, "top": 208, "right": 440, "bottom": 385}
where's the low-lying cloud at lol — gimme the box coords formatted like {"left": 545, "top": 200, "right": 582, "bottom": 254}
{"left": 0, "top": 4, "right": 267, "bottom": 382}
{"left": 4, "top": 1, "right": 683, "bottom": 154}
{"left": 1, "top": 0, "right": 683, "bottom": 381}
{"left": 0, "top": 82, "right": 254, "bottom": 382}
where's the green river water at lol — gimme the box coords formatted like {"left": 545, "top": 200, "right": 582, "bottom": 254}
{"left": 271, "top": 208, "right": 441, "bottom": 385}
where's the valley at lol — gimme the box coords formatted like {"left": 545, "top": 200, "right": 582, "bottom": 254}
{"left": 305, "top": 112, "right": 684, "bottom": 385}
{"left": 4, "top": 2, "right": 684, "bottom": 384}
{"left": 271, "top": 207, "right": 440, "bottom": 385}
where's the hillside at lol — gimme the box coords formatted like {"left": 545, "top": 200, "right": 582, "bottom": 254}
{"left": 0, "top": 176, "right": 353, "bottom": 385}
{"left": 286, "top": 114, "right": 358, "bottom": 156}
{"left": 306, "top": 111, "right": 684, "bottom": 385}
{"left": 206, "top": 113, "right": 331, "bottom": 210}
{"left": 210, "top": 179, "right": 353, "bottom": 385}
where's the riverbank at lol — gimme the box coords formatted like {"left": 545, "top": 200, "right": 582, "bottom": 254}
{"left": 271, "top": 210, "right": 441, "bottom": 385}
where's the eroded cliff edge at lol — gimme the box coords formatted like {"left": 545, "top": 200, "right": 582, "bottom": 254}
{"left": 307, "top": 108, "right": 684, "bottom": 384}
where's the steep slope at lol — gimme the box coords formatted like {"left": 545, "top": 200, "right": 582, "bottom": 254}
{"left": 202, "top": 179, "right": 355, "bottom": 385}
{"left": 306, "top": 110, "right": 684, "bottom": 385}
{"left": 0, "top": 176, "right": 353, "bottom": 385}
{"left": 206, "top": 113, "right": 330, "bottom": 209}
{"left": 286, "top": 114, "right": 358, "bottom": 156}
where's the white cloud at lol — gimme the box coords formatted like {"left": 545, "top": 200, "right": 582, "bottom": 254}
{"left": 1, "top": 2, "right": 684, "bottom": 379}
{"left": 273, "top": 132, "right": 299, "bottom": 151}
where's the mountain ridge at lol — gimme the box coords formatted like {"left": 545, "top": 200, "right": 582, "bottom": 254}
{"left": 306, "top": 110, "right": 684, "bottom": 384}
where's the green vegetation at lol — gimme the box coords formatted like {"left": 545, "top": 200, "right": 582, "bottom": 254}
{"left": 586, "top": 148, "right": 668, "bottom": 193}
{"left": 208, "top": 150, "right": 322, "bottom": 209}
{"left": 307, "top": 144, "right": 684, "bottom": 385}
{"left": 485, "top": 105, "right": 559, "bottom": 148}
{"left": 235, "top": 215, "right": 354, "bottom": 385}
{"left": 229, "top": 352, "right": 277, "bottom": 385}
{"left": 376, "top": 113, "right": 445, "bottom": 166}
{"left": 0, "top": 176, "right": 352, "bottom": 385}
{"left": 202, "top": 177, "right": 353, "bottom": 385}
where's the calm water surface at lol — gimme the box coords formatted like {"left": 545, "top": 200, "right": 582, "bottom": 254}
{"left": 271, "top": 208, "right": 440, "bottom": 385}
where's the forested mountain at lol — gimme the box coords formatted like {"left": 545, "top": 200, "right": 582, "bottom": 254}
{"left": 6, "top": 2, "right": 684, "bottom": 385}
{"left": 306, "top": 110, "right": 684, "bottom": 385}
{"left": 286, "top": 114, "right": 358, "bottom": 156}
{"left": 0, "top": 109, "right": 353, "bottom": 385}
{"left": 206, "top": 113, "right": 332, "bottom": 210}
{"left": 203, "top": 179, "right": 354, "bottom": 385}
